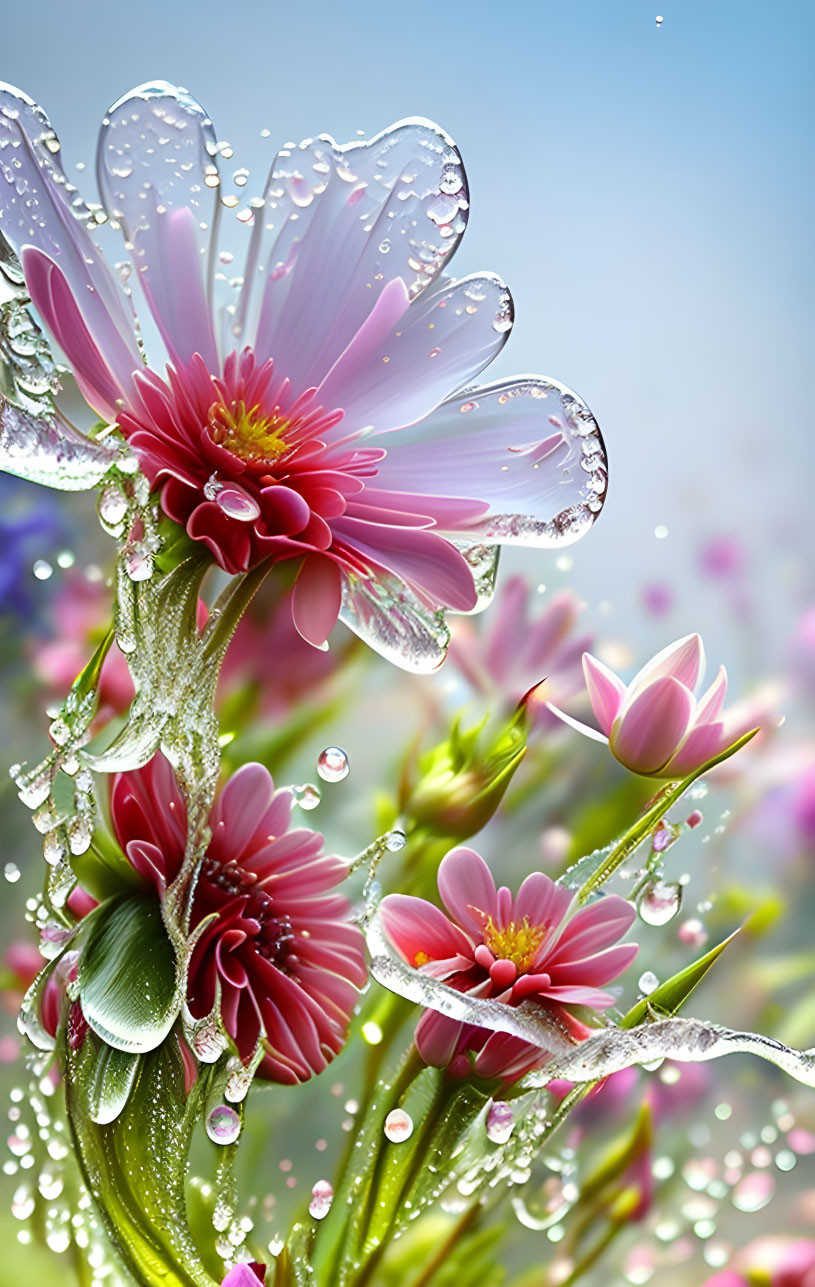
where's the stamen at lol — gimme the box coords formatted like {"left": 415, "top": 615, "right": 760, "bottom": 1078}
{"left": 482, "top": 917, "right": 548, "bottom": 974}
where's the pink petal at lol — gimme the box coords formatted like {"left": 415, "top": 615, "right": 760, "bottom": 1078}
{"left": 547, "top": 896, "right": 636, "bottom": 963}
{"left": 627, "top": 634, "right": 705, "bottom": 701}
{"left": 692, "top": 664, "right": 728, "bottom": 726}
{"left": 611, "top": 677, "right": 695, "bottom": 775}
{"left": 318, "top": 273, "right": 513, "bottom": 437}
{"left": 415, "top": 1009, "right": 465, "bottom": 1067}
{"left": 511, "top": 872, "right": 572, "bottom": 930}
{"left": 370, "top": 376, "right": 607, "bottom": 551}
{"left": 210, "top": 763, "right": 276, "bottom": 857}
{"left": 291, "top": 554, "right": 343, "bottom": 648}
{"left": 583, "top": 652, "right": 627, "bottom": 736}
{"left": 379, "top": 893, "right": 473, "bottom": 965}
{"left": 662, "top": 722, "right": 728, "bottom": 778}
{"left": 331, "top": 517, "right": 477, "bottom": 612}
{"left": 247, "top": 120, "right": 469, "bottom": 390}
{"left": 438, "top": 848, "right": 498, "bottom": 937}
{"left": 548, "top": 942, "right": 639, "bottom": 987}
{"left": 541, "top": 984, "right": 616, "bottom": 1009}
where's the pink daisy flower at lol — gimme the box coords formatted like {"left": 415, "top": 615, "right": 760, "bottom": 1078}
{"left": 0, "top": 80, "right": 607, "bottom": 667}
{"left": 110, "top": 754, "right": 367, "bottom": 1083}
{"left": 380, "top": 847, "right": 637, "bottom": 1082}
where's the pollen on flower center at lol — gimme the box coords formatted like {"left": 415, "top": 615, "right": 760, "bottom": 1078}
{"left": 482, "top": 917, "right": 547, "bottom": 973}
{"left": 207, "top": 398, "right": 291, "bottom": 466}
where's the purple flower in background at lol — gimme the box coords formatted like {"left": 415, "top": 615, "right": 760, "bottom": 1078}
{"left": 0, "top": 80, "right": 607, "bottom": 668}
{"left": 0, "top": 474, "right": 63, "bottom": 622}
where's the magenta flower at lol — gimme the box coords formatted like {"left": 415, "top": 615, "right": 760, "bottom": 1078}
{"left": 110, "top": 754, "right": 366, "bottom": 1083}
{"left": 447, "top": 576, "right": 591, "bottom": 723}
{"left": 704, "top": 1238, "right": 815, "bottom": 1287}
{"left": 0, "top": 81, "right": 606, "bottom": 666}
{"left": 554, "top": 633, "right": 758, "bottom": 778}
{"left": 380, "top": 847, "right": 637, "bottom": 1082}
{"left": 221, "top": 1265, "right": 266, "bottom": 1286}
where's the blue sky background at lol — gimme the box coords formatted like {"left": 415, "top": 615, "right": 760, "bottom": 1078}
{"left": 3, "top": 0, "right": 814, "bottom": 680}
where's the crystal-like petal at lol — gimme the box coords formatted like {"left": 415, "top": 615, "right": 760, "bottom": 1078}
{"left": 243, "top": 118, "right": 469, "bottom": 391}
{"left": 339, "top": 565, "right": 451, "bottom": 673}
{"left": 96, "top": 81, "right": 220, "bottom": 369}
{"left": 372, "top": 376, "right": 607, "bottom": 547}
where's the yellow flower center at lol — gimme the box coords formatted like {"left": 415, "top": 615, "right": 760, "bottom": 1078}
{"left": 207, "top": 399, "right": 290, "bottom": 466}
{"left": 482, "top": 917, "right": 547, "bottom": 973}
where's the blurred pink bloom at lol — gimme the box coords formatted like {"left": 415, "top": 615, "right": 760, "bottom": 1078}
{"left": 553, "top": 634, "right": 758, "bottom": 778}
{"left": 31, "top": 572, "right": 134, "bottom": 717}
{"left": 221, "top": 1265, "right": 266, "bottom": 1286}
{"left": 110, "top": 755, "right": 367, "bottom": 1083}
{"left": 448, "top": 577, "right": 591, "bottom": 724}
{"left": 698, "top": 534, "right": 748, "bottom": 580}
{"left": 704, "top": 1238, "right": 815, "bottom": 1286}
{"left": 380, "top": 847, "right": 637, "bottom": 1082}
{"left": 641, "top": 582, "right": 674, "bottom": 619}
{"left": 0, "top": 81, "right": 607, "bottom": 661}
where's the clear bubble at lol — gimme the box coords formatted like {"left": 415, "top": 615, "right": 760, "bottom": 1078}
{"left": 638, "top": 880, "right": 682, "bottom": 926}
{"left": 97, "top": 486, "right": 128, "bottom": 528}
{"left": 384, "top": 1108, "right": 413, "bottom": 1143}
{"left": 316, "top": 747, "right": 349, "bottom": 783}
{"left": 205, "top": 1105, "right": 241, "bottom": 1146}
{"left": 385, "top": 828, "right": 406, "bottom": 852}
{"left": 656, "top": 14, "right": 664, "bottom": 26}
{"left": 293, "top": 784, "right": 321, "bottom": 811}
{"left": 638, "top": 970, "right": 660, "bottom": 995}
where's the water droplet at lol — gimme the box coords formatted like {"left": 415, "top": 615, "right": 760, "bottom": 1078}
{"left": 4, "top": 863, "right": 20, "bottom": 884}
{"left": 206, "top": 1105, "right": 241, "bottom": 1146}
{"left": 308, "top": 1179, "right": 333, "bottom": 1220}
{"left": 293, "top": 784, "right": 321, "bottom": 810}
{"left": 97, "top": 486, "right": 128, "bottom": 528}
{"left": 638, "top": 880, "right": 682, "bottom": 926}
{"left": 656, "top": 14, "right": 664, "bottom": 26}
{"left": 486, "top": 1101, "right": 515, "bottom": 1144}
{"left": 731, "top": 1170, "right": 775, "bottom": 1212}
{"left": 48, "top": 718, "right": 71, "bottom": 747}
{"left": 215, "top": 485, "right": 261, "bottom": 522}
{"left": 67, "top": 817, "right": 92, "bottom": 856}
{"left": 638, "top": 970, "right": 660, "bottom": 995}
{"left": 385, "top": 828, "right": 406, "bottom": 852}
{"left": 384, "top": 1108, "right": 413, "bottom": 1143}
{"left": 32, "top": 559, "right": 52, "bottom": 581}
{"left": 125, "top": 545, "right": 154, "bottom": 582}
{"left": 316, "top": 747, "right": 349, "bottom": 783}
{"left": 651, "top": 822, "right": 676, "bottom": 853}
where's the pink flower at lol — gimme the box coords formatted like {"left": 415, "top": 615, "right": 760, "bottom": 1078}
{"left": 110, "top": 754, "right": 367, "bottom": 1083}
{"left": 0, "top": 81, "right": 607, "bottom": 665}
{"left": 380, "top": 847, "right": 637, "bottom": 1082}
{"left": 555, "top": 634, "right": 758, "bottom": 778}
{"left": 31, "top": 571, "right": 134, "bottom": 717}
{"left": 221, "top": 1265, "right": 266, "bottom": 1286}
{"left": 704, "top": 1238, "right": 815, "bottom": 1287}
{"left": 447, "top": 577, "right": 591, "bottom": 724}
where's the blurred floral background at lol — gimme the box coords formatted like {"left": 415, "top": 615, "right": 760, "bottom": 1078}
{"left": 1, "top": 1, "right": 814, "bottom": 1282}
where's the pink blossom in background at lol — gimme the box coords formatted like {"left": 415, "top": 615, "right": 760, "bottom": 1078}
{"left": 640, "top": 582, "right": 675, "bottom": 619}
{"left": 31, "top": 571, "right": 134, "bottom": 717}
{"left": 698, "top": 534, "right": 748, "bottom": 580}
{"left": 221, "top": 1264, "right": 266, "bottom": 1286}
{"left": 109, "top": 754, "right": 367, "bottom": 1083}
{"left": 380, "top": 846, "right": 637, "bottom": 1082}
{"left": 447, "top": 576, "right": 591, "bottom": 725}
{"left": 552, "top": 633, "right": 760, "bottom": 778}
{"left": 0, "top": 80, "right": 606, "bottom": 665}
{"left": 704, "top": 1238, "right": 815, "bottom": 1286}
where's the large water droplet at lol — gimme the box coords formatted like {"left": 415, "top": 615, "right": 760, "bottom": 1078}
{"left": 638, "top": 970, "right": 660, "bottom": 995}
{"left": 293, "top": 783, "right": 321, "bottom": 810}
{"left": 384, "top": 1108, "right": 413, "bottom": 1143}
{"left": 486, "top": 1101, "right": 515, "bottom": 1144}
{"left": 316, "top": 747, "right": 349, "bottom": 783}
{"left": 97, "top": 485, "right": 128, "bottom": 528}
{"left": 215, "top": 485, "right": 261, "bottom": 522}
{"left": 638, "top": 880, "right": 682, "bottom": 926}
{"left": 385, "top": 828, "right": 406, "bottom": 852}
{"left": 308, "top": 1180, "right": 333, "bottom": 1220}
{"left": 206, "top": 1105, "right": 241, "bottom": 1146}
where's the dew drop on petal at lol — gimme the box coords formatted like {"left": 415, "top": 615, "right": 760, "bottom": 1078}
{"left": 215, "top": 486, "right": 261, "bottom": 522}
{"left": 316, "top": 747, "right": 349, "bottom": 783}
{"left": 308, "top": 1180, "right": 333, "bottom": 1220}
{"left": 384, "top": 1109, "right": 413, "bottom": 1143}
{"left": 486, "top": 1101, "right": 515, "bottom": 1144}
{"left": 206, "top": 1105, "right": 241, "bottom": 1146}
{"left": 97, "top": 486, "right": 128, "bottom": 527}
{"left": 638, "top": 880, "right": 682, "bottom": 926}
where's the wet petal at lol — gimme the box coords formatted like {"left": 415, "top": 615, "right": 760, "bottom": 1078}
{"left": 211, "top": 763, "right": 276, "bottom": 857}
{"left": 339, "top": 564, "right": 452, "bottom": 673}
{"left": 611, "top": 677, "right": 695, "bottom": 775}
{"left": 0, "top": 83, "right": 141, "bottom": 414}
{"left": 96, "top": 81, "right": 220, "bottom": 369}
{"left": 372, "top": 376, "right": 607, "bottom": 549}
{"left": 547, "top": 896, "right": 636, "bottom": 963}
{"left": 548, "top": 942, "right": 639, "bottom": 987}
{"left": 243, "top": 118, "right": 469, "bottom": 390}
{"left": 332, "top": 517, "right": 477, "bottom": 613}
{"left": 379, "top": 893, "right": 473, "bottom": 965}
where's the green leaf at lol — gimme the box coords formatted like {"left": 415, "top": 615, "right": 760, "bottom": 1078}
{"left": 73, "top": 1027, "right": 141, "bottom": 1124}
{"left": 622, "top": 930, "right": 739, "bottom": 1029}
{"left": 77, "top": 894, "right": 182, "bottom": 1054}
